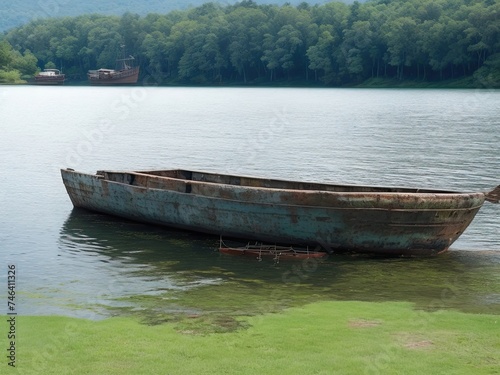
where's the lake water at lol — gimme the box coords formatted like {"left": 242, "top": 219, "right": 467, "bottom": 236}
{"left": 1, "top": 86, "right": 499, "bottom": 319}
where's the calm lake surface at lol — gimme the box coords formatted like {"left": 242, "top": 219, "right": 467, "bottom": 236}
{"left": 0, "top": 86, "right": 499, "bottom": 319}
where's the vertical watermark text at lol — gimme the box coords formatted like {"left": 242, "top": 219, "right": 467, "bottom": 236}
{"left": 6, "top": 264, "right": 17, "bottom": 368}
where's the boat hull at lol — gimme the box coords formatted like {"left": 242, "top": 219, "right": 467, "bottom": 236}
{"left": 34, "top": 69, "right": 65, "bottom": 85}
{"left": 60, "top": 169, "right": 485, "bottom": 256}
{"left": 34, "top": 76, "right": 65, "bottom": 85}
{"left": 88, "top": 67, "right": 139, "bottom": 85}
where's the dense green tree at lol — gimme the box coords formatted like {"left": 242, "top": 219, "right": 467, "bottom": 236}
{"left": 0, "top": 41, "right": 13, "bottom": 68}
{"left": 227, "top": 7, "right": 267, "bottom": 82}
{"left": 341, "top": 20, "right": 373, "bottom": 81}
{"left": 163, "top": 20, "right": 200, "bottom": 79}
{"left": 383, "top": 17, "right": 419, "bottom": 80}
{"left": 307, "top": 27, "right": 336, "bottom": 82}
{"left": 0, "top": 40, "right": 37, "bottom": 82}
{"left": 262, "top": 24, "right": 304, "bottom": 80}
{"left": 11, "top": 49, "right": 38, "bottom": 77}
{"left": 142, "top": 31, "right": 170, "bottom": 81}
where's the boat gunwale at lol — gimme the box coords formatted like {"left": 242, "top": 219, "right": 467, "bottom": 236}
{"left": 107, "top": 169, "right": 484, "bottom": 197}
{"left": 62, "top": 169, "right": 486, "bottom": 212}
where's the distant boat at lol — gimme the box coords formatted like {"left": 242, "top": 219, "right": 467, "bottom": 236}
{"left": 60, "top": 168, "right": 500, "bottom": 256}
{"left": 219, "top": 238, "right": 327, "bottom": 261}
{"left": 34, "top": 69, "right": 65, "bottom": 85}
{"left": 88, "top": 55, "right": 139, "bottom": 85}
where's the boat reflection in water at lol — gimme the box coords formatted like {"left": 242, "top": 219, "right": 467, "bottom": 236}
{"left": 58, "top": 209, "right": 226, "bottom": 317}
{"left": 59, "top": 208, "right": 220, "bottom": 274}
{"left": 58, "top": 208, "right": 500, "bottom": 316}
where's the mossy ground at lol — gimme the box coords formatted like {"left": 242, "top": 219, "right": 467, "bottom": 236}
{"left": 4, "top": 301, "right": 499, "bottom": 375}
{"left": 2, "top": 302, "right": 500, "bottom": 375}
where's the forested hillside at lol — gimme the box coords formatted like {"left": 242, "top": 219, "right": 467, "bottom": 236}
{"left": 0, "top": 0, "right": 364, "bottom": 32}
{"left": 1, "top": 0, "right": 499, "bottom": 87}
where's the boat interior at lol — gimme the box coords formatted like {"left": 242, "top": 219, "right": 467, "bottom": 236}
{"left": 95, "top": 169, "right": 458, "bottom": 194}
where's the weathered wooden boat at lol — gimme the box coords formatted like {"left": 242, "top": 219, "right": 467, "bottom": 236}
{"left": 219, "top": 239, "right": 327, "bottom": 260}
{"left": 34, "top": 69, "right": 65, "bottom": 85}
{"left": 60, "top": 168, "right": 499, "bottom": 256}
{"left": 88, "top": 56, "right": 139, "bottom": 85}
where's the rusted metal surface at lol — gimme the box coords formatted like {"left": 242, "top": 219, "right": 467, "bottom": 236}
{"left": 61, "top": 168, "right": 493, "bottom": 256}
{"left": 485, "top": 185, "right": 500, "bottom": 203}
{"left": 219, "top": 246, "right": 327, "bottom": 260}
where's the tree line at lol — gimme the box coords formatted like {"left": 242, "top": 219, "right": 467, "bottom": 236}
{"left": 0, "top": 0, "right": 353, "bottom": 32}
{"left": 1, "top": 0, "right": 499, "bottom": 86}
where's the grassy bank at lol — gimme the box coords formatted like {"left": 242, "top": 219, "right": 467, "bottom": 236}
{"left": 5, "top": 301, "right": 499, "bottom": 375}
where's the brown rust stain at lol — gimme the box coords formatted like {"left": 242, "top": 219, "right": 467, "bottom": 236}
{"left": 101, "top": 180, "right": 109, "bottom": 197}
